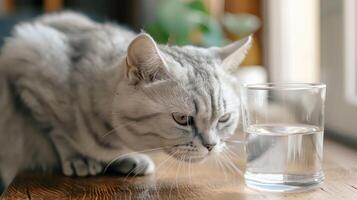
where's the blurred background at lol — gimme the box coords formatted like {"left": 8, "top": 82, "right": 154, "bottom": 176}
{"left": 0, "top": 0, "right": 356, "bottom": 147}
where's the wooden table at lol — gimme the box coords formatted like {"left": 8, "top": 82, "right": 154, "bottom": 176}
{"left": 1, "top": 139, "right": 357, "bottom": 200}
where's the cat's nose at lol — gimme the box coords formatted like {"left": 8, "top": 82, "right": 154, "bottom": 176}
{"left": 204, "top": 143, "right": 216, "bottom": 151}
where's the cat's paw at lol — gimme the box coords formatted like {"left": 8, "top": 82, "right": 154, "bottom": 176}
{"left": 62, "top": 157, "right": 103, "bottom": 177}
{"left": 109, "top": 154, "right": 155, "bottom": 176}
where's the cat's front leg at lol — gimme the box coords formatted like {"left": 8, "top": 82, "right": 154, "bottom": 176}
{"left": 0, "top": 161, "right": 20, "bottom": 195}
{"left": 50, "top": 130, "right": 103, "bottom": 176}
{"left": 108, "top": 154, "right": 155, "bottom": 176}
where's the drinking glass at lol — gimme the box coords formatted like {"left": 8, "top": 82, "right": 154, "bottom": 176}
{"left": 240, "top": 83, "right": 326, "bottom": 192}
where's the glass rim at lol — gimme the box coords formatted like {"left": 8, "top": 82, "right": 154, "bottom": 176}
{"left": 242, "top": 83, "right": 326, "bottom": 90}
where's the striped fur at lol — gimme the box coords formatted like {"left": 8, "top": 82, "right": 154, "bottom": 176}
{"left": 0, "top": 11, "right": 251, "bottom": 192}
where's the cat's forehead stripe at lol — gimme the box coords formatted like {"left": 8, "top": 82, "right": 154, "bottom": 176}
{"left": 193, "top": 99, "right": 199, "bottom": 114}
{"left": 209, "top": 87, "right": 217, "bottom": 118}
{"left": 192, "top": 74, "right": 223, "bottom": 121}
{"left": 160, "top": 46, "right": 216, "bottom": 68}
{"left": 161, "top": 45, "right": 225, "bottom": 119}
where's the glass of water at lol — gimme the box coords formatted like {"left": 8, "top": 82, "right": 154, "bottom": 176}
{"left": 240, "top": 83, "right": 326, "bottom": 192}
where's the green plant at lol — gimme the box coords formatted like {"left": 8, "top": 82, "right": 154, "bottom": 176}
{"left": 145, "top": 0, "right": 260, "bottom": 47}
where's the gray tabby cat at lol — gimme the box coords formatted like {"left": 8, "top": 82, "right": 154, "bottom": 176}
{"left": 0, "top": 12, "right": 251, "bottom": 193}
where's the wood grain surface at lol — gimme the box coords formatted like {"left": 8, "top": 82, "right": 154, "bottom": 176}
{"left": 1, "top": 139, "right": 357, "bottom": 200}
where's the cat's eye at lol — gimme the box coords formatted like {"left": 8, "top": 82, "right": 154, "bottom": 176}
{"left": 218, "top": 113, "right": 231, "bottom": 123}
{"left": 172, "top": 112, "right": 193, "bottom": 126}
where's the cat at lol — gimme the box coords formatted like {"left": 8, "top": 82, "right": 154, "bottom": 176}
{"left": 0, "top": 11, "right": 251, "bottom": 194}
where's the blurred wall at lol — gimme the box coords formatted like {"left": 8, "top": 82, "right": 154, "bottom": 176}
{"left": 321, "top": 0, "right": 357, "bottom": 143}
{"left": 264, "top": 0, "right": 319, "bottom": 82}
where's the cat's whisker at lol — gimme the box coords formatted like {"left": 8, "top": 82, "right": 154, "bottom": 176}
{"left": 225, "top": 149, "right": 241, "bottom": 161}
{"left": 216, "top": 156, "right": 228, "bottom": 181}
{"left": 213, "top": 156, "right": 220, "bottom": 173}
{"left": 126, "top": 152, "right": 179, "bottom": 182}
{"left": 163, "top": 151, "right": 179, "bottom": 172}
{"left": 124, "top": 154, "right": 155, "bottom": 180}
{"left": 162, "top": 154, "right": 178, "bottom": 192}
{"left": 175, "top": 154, "right": 183, "bottom": 198}
{"left": 225, "top": 156, "right": 242, "bottom": 177}
{"left": 183, "top": 154, "right": 194, "bottom": 197}
{"left": 179, "top": 154, "right": 188, "bottom": 197}
{"left": 156, "top": 151, "right": 178, "bottom": 188}
{"left": 219, "top": 153, "right": 234, "bottom": 175}
{"left": 225, "top": 147, "right": 242, "bottom": 160}
{"left": 154, "top": 150, "right": 179, "bottom": 185}
{"left": 222, "top": 149, "right": 243, "bottom": 176}
{"left": 220, "top": 156, "right": 230, "bottom": 180}
{"left": 155, "top": 151, "right": 177, "bottom": 172}
{"left": 103, "top": 146, "right": 170, "bottom": 173}
{"left": 183, "top": 154, "right": 188, "bottom": 179}
{"left": 101, "top": 125, "right": 120, "bottom": 138}
{"left": 168, "top": 157, "right": 178, "bottom": 199}
{"left": 219, "top": 152, "right": 231, "bottom": 175}
{"left": 222, "top": 139, "right": 247, "bottom": 144}
{"left": 223, "top": 146, "right": 242, "bottom": 160}
{"left": 221, "top": 152, "right": 235, "bottom": 172}
{"left": 188, "top": 157, "right": 192, "bottom": 182}
{"left": 221, "top": 155, "right": 234, "bottom": 176}
{"left": 175, "top": 154, "right": 184, "bottom": 197}
{"left": 183, "top": 155, "right": 191, "bottom": 186}
{"left": 223, "top": 153, "right": 239, "bottom": 176}
{"left": 124, "top": 160, "right": 148, "bottom": 180}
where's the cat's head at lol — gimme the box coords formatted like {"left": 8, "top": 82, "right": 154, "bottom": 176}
{"left": 113, "top": 33, "right": 251, "bottom": 162}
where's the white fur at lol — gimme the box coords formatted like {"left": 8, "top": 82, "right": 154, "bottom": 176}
{"left": 0, "top": 11, "right": 251, "bottom": 193}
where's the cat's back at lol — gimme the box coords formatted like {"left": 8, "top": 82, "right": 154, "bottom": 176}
{"left": 0, "top": 12, "right": 136, "bottom": 126}
{"left": 0, "top": 11, "right": 135, "bottom": 76}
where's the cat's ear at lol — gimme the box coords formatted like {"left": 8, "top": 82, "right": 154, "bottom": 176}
{"left": 126, "top": 33, "right": 168, "bottom": 84}
{"left": 211, "top": 35, "right": 252, "bottom": 72}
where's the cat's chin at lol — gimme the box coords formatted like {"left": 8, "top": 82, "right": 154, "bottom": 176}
{"left": 180, "top": 156, "right": 207, "bottom": 163}
{"left": 164, "top": 150, "right": 208, "bottom": 163}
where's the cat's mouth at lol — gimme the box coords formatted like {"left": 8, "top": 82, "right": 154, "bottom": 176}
{"left": 165, "top": 141, "right": 221, "bottom": 163}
